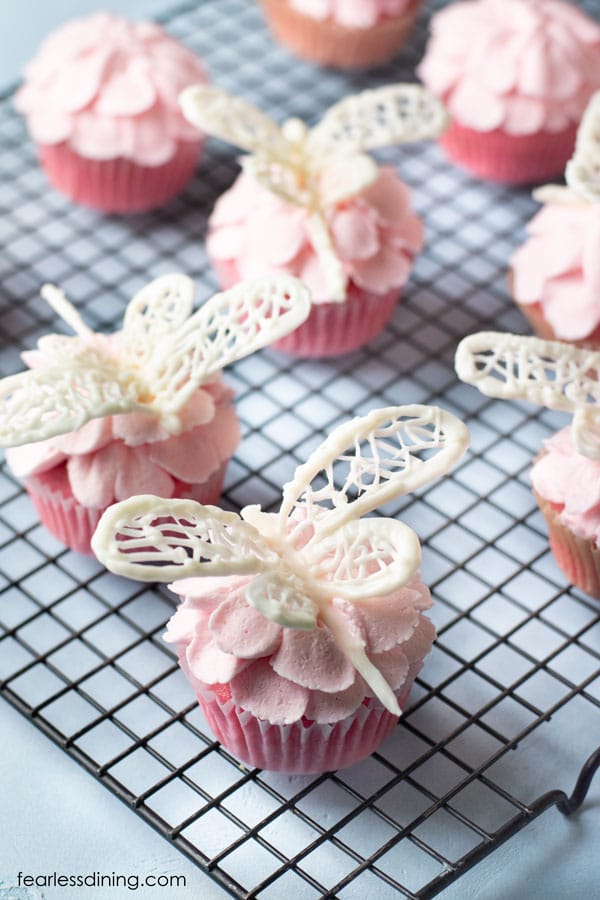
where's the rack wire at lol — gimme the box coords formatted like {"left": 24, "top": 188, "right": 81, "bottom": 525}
{"left": 0, "top": 1, "right": 599, "bottom": 897}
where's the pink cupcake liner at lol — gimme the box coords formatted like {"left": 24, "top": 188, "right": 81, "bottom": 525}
{"left": 38, "top": 139, "right": 203, "bottom": 213}
{"left": 211, "top": 257, "right": 401, "bottom": 357}
{"left": 534, "top": 489, "right": 600, "bottom": 600}
{"left": 197, "top": 674, "right": 417, "bottom": 773}
{"left": 24, "top": 460, "right": 228, "bottom": 555}
{"left": 260, "top": 0, "right": 421, "bottom": 68}
{"left": 440, "top": 120, "right": 578, "bottom": 186}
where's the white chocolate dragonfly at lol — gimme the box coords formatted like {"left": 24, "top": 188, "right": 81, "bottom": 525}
{"left": 455, "top": 331, "right": 600, "bottom": 459}
{"left": 0, "top": 273, "right": 311, "bottom": 447}
{"left": 92, "top": 404, "right": 469, "bottom": 715}
{"left": 180, "top": 83, "right": 448, "bottom": 301}
{"left": 533, "top": 90, "right": 600, "bottom": 207}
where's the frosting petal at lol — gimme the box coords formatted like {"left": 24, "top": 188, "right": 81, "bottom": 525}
{"left": 271, "top": 625, "right": 355, "bottom": 692}
{"left": 17, "top": 12, "right": 207, "bottom": 164}
{"left": 209, "top": 594, "right": 282, "bottom": 658}
{"left": 419, "top": 0, "right": 600, "bottom": 136}
{"left": 230, "top": 658, "right": 309, "bottom": 725}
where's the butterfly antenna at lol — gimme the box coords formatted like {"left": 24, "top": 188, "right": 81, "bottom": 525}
{"left": 40, "top": 284, "right": 93, "bottom": 337}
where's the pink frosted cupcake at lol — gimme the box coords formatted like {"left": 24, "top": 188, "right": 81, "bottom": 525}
{"left": 0, "top": 274, "right": 310, "bottom": 554}
{"left": 456, "top": 330, "right": 600, "bottom": 599}
{"left": 180, "top": 83, "right": 448, "bottom": 357}
{"left": 15, "top": 13, "right": 208, "bottom": 213}
{"left": 418, "top": 0, "right": 600, "bottom": 185}
{"left": 510, "top": 91, "right": 600, "bottom": 347}
{"left": 93, "top": 405, "right": 470, "bottom": 772}
{"left": 532, "top": 428, "right": 600, "bottom": 599}
{"left": 260, "top": 0, "right": 422, "bottom": 69}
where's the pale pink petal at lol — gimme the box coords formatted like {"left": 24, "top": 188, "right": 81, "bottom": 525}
{"left": 335, "top": 0, "right": 379, "bottom": 28}
{"left": 231, "top": 658, "right": 309, "bottom": 724}
{"left": 368, "top": 645, "right": 409, "bottom": 690}
{"left": 112, "top": 412, "right": 171, "bottom": 447}
{"left": 417, "top": 54, "right": 462, "bottom": 96}
{"left": 331, "top": 207, "right": 379, "bottom": 261}
{"left": 148, "top": 405, "right": 239, "bottom": 482}
{"left": 207, "top": 225, "right": 246, "bottom": 260}
{"left": 209, "top": 174, "right": 273, "bottom": 228}
{"left": 46, "top": 48, "right": 111, "bottom": 113}
{"left": 351, "top": 244, "right": 411, "bottom": 293}
{"left": 304, "top": 677, "right": 366, "bottom": 723}
{"left": 504, "top": 95, "right": 547, "bottom": 136}
{"left": 209, "top": 594, "right": 282, "bottom": 658}
{"left": 531, "top": 452, "right": 581, "bottom": 505}
{"left": 355, "top": 596, "right": 419, "bottom": 653}
{"left": 448, "top": 79, "right": 505, "bottom": 132}
{"left": 26, "top": 106, "right": 72, "bottom": 145}
{"left": 52, "top": 417, "right": 113, "bottom": 455}
{"left": 131, "top": 106, "right": 176, "bottom": 167}
{"left": 297, "top": 251, "right": 332, "bottom": 304}
{"left": 67, "top": 443, "right": 173, "bottom": 507}
{"left": 95, "top": 58, "right": 157, "bottom": 116}
{"left": 178, "top": 389, "right": 217, "bottom": 431}
{"left": 543, "top": 276, "right": 600, "bottom": 341}
{"left": 70, "top": 112, "right": 126, "bottom": 160}
{"left": 400, "top": 615, "right": 436, "bottom": 665}
{"left": 360, "top": 168, "right": 412, "bottom": 226}
{"left": 5, "top": 440, "right": 66, "bottom": 478}
{"left": 271, "top": 625, "right": 355, "bottom": 692}
{"left": 163, "top": 607, "right": 207, "bottom": 644}
{"left": 186, "top": 633, "right": 248, "bottom": 684}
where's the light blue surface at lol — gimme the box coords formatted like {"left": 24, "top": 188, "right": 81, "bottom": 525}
{"left": 0, "top": 2, "right": 598, "bottom": 899}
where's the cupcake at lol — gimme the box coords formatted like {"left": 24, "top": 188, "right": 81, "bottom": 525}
{"left": 15, "top": 12, "right": 208, "bottom": 213}
{"left": 92, "top": 404, "right": 470, "bottom": 772}
{"left": 511, "top": 91, "right": 600, "bottom": 347}
{"left": 260, "top": 0, "right": 422, "bottom": 69}
{"left": 180, "top": 83, "right": 448, "bottom": 357}
{"left": 418, "top": 0, "right": 600, "bottom": 185}
{"left": 0, "top": 274, "right": 310, "bottom": 554}
{"left": 455, "top": 330, "right": 600, "bottom": 598}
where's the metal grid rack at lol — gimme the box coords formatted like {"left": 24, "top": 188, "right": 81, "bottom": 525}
{"left": 1, "top": 0, "right": 599, "bottom": 896}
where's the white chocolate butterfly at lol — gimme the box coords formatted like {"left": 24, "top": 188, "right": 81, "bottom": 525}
{"left": 0, "top": 274, "right": 311, "bottom": 448}
{"left": 179, "top": 83, "right": 448, "bottom": 301}
{"left": 92, "top": 404, "right": 470, "bottom": 715}
{"left": 455, "top": 331, "right": 600, "bottom": 459}
{"left": 533, "top": 90, "right": 600, "bottom": 207}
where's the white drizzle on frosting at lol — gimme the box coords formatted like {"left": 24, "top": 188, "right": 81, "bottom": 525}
{"left": 92, "top": 404, "right": 470, "bottom": 714}
{"left": 455, "top": 331, "right": 600, "bottom": 460}
{"left": 179, "top": 83, "right": 448, "bottom": 301}
{"left": 0, "top": 274, "right": 311, "bottom": 447}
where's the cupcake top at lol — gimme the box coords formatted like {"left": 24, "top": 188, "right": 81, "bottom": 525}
{"left": 455, "top": 331, "right": 600, "bottom": 460}
{"left": 0, "top": 274, "right": 311, "bottom": 450}
{"left": 418, "top": 0, "right": 600, "bottom": 135}
{"left": 180, "top": 83, "right": 447, "bottom": 301}
{"left": 289, "top": 0, "right": 416, "bottom": 28}
{"left": 208, "top": 164, "right": 424, "bottom": 303}
{"left": 92, "top": 404, "right": 470, "bottom": 716}
{"left": 511, "top": 90, "right": 600, "bottom": 341}
{"left": 15, "top": 12, "right": 208, "bottom": 165}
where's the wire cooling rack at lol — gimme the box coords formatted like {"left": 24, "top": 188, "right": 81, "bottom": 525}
{"left": 1, "top": 1, "right": 599, "bottom": 897}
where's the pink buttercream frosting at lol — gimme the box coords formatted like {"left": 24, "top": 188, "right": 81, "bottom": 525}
{"left": 165, "top": 566, "right": 435, "bottom": 725}
{"left": 16, "top": 12, "right": 207, "bottom": 165}
{"left": 532, "top": 426, "right": 600, "bottom": 542}
{"left": 207, "top": 164, "right": 424, "bottom": 303}
{"left": 289, "top": 0, "right": 415, "bottom": 28}
{"left": 418, "top": 0, "right": 600, "bottom": 136}
{"left": 5, "top": 335, "right": 239, "bottom": 507}
{"left": 511, "top": 203, "right": 600, "bottom": 341}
